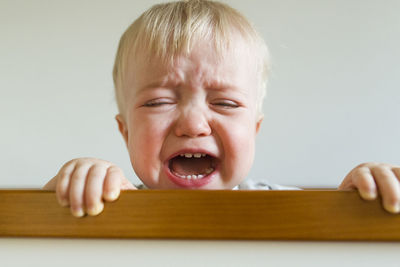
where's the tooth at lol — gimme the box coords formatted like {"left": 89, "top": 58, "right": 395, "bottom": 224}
{"left": 205, "top": 167, "right": 214, "bottom": 174}
{"left": 201, "top": 153, "right": 206, "bottom": 157}
{"left": 194, "top": 153, "right": 201, "bottom": 158}
{"left": 180, "top": 154, "right": 184, "bottom": 157}
{"left": 187, "top": 175, "right": 192, "bottom": 179}
{"left": 197, "top": 174, "right": 204, "bottom": 179}
{"left": 192, "top": 175, "right": 198, "bottom": 179}
{"left": 185, "top": 153, "right": 193, "bottom": 158}
{"left": 175, "top": 172, "right": 185, "bottom": 179}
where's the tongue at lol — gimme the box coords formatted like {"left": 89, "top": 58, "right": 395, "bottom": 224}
{"left": 170, "top": 156, "right": 213, "bottom": 176}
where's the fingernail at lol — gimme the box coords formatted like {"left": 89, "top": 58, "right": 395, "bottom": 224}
{"left": 106, "top": 190, "right": 120, "bottom": 201}
{"left": 71, "top": 207, "right": 85, "bottom": 217}
{"left": 384, "top": 202, "right": 400, "bottom": 214}
{"left": 58, "top": 198, "right": 69, "bottom": 207}
{"left": 87, "top": 202, "right": 104, "bottom": 216}
{"left": 360, "top": 190, "right": 377, "bottom": 200}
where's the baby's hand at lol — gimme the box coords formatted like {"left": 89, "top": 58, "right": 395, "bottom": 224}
{"left": 43, "top": 158, "right": 136, "bottom": 217}
{"left": 339, "top": 162, "right": 400, "bottom": 213}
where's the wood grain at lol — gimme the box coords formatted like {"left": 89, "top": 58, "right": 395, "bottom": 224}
{"left": 0, "top": 190, "right": 399, "bottom": 240}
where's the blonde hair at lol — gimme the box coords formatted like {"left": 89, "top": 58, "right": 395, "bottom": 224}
{"left": 113, "top": 0, "right": 270, "bottom": 116}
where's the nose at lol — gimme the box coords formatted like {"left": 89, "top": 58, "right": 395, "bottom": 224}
{"left": 174, "top": 105, "right": 212, "bottom": 138}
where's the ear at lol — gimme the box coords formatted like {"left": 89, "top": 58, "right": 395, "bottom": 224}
{"left": 255, "top": 114, "right": 264, "bottom": 134}
{"left": 116, "top": 114, "right": 129, "bottom": 146}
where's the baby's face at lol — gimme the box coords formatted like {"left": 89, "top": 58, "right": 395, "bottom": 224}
{"left": 117, "top": 40, "right": 263, "bottom": 189}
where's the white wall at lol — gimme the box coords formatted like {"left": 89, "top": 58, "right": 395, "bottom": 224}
{"left": 3, "top": 238, "right": 400, "bottom": 267}
{"left": 1, "top": 0, "right": 399, "bottom": 188}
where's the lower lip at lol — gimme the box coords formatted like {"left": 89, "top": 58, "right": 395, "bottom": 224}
{"left": 164, "top": 162, "right": 217, "bottom": 188}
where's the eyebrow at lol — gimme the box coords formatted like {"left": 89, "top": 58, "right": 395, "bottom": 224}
{"left": 136, "top": 80, "right": 180, "bottom": 95}
{"left": 206, "top": 82, "right": 237, "bottom": 91}
{"left": 136, "top": 79, "right": 242, "bottom": 95}
{"left": 205, "top": 80, "right": 244, "bottom": 94}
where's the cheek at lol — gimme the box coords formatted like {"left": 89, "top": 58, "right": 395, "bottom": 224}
{"left": 127, "top": 113, "right": 172, "bottom": 174}
{"left": 218, "top": 115, "right": 257, "bottom": 169}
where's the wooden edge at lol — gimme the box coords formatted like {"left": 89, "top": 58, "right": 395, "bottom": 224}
{"left": 0, "top": 189, "right": 398, "bottom": 241}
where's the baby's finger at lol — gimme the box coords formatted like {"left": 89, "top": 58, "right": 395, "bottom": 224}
{"left": 69, "top": 163, "right": 91, "bottom": 217}
{"left": 84, "top": 165, "right": 107, "bottom": 216}
{"left": 351, "top": 167, "right": 377, "bottom": 200}
{"left": 103, "top": 166, "right": 124, "bottom": 202}
{"left": 56, "top": 161, "right": 77, "bottom": 207}
{"left": 372, "top": 167, "right": 400, "bottom": 213}
{"left": 392, "top": 167, "right": 400, "bottom": 181}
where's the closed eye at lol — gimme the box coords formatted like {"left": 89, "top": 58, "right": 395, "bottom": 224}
{"left": 143, "top": 98, "right": 175, "bottom": 107}
{"left": 212, "top": 100, "right": 240, "bottom": 108}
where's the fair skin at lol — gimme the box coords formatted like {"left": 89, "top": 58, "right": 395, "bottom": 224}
{"left": 44, "top": 39, "right": 400, "bottom": 217}
{"left": 339, "top": 162, "right": 400, "bottom": 213}
{"left": 116, "top": 39, "right": 262, "bottom": 191}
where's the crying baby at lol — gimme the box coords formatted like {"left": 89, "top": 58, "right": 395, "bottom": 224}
{"left": 44, "top": 0, "right": 400, "bottom": 217}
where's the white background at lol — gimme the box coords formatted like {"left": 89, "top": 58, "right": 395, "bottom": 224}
{"left": 1, "top": 0, "right": 399, "bottom": 188}
{"left": 2, "top": 238, "right": 400, "bottom": 267}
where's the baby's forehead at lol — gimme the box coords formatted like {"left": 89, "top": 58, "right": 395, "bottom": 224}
{"left": 130, "top": 37, "right": 257, "bottom": 77}
{"left": 127, "top": 46, "right": 258, "bottom": 93}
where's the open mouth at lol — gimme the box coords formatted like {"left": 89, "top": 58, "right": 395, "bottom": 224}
{"left": 166, "top": 152, "right": 218, "bottom": 187}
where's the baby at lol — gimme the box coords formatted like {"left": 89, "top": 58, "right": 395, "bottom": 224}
{"left": 44, "top": 0, "right": 400, "bottom": 217}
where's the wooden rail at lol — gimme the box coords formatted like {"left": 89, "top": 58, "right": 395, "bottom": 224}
{"left": 1, "top": 189, "right": 399, "bottom": 241}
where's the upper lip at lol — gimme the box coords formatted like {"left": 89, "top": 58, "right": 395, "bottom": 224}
{"left": 166, "top": 148, "right": 219, "bottom": 162}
